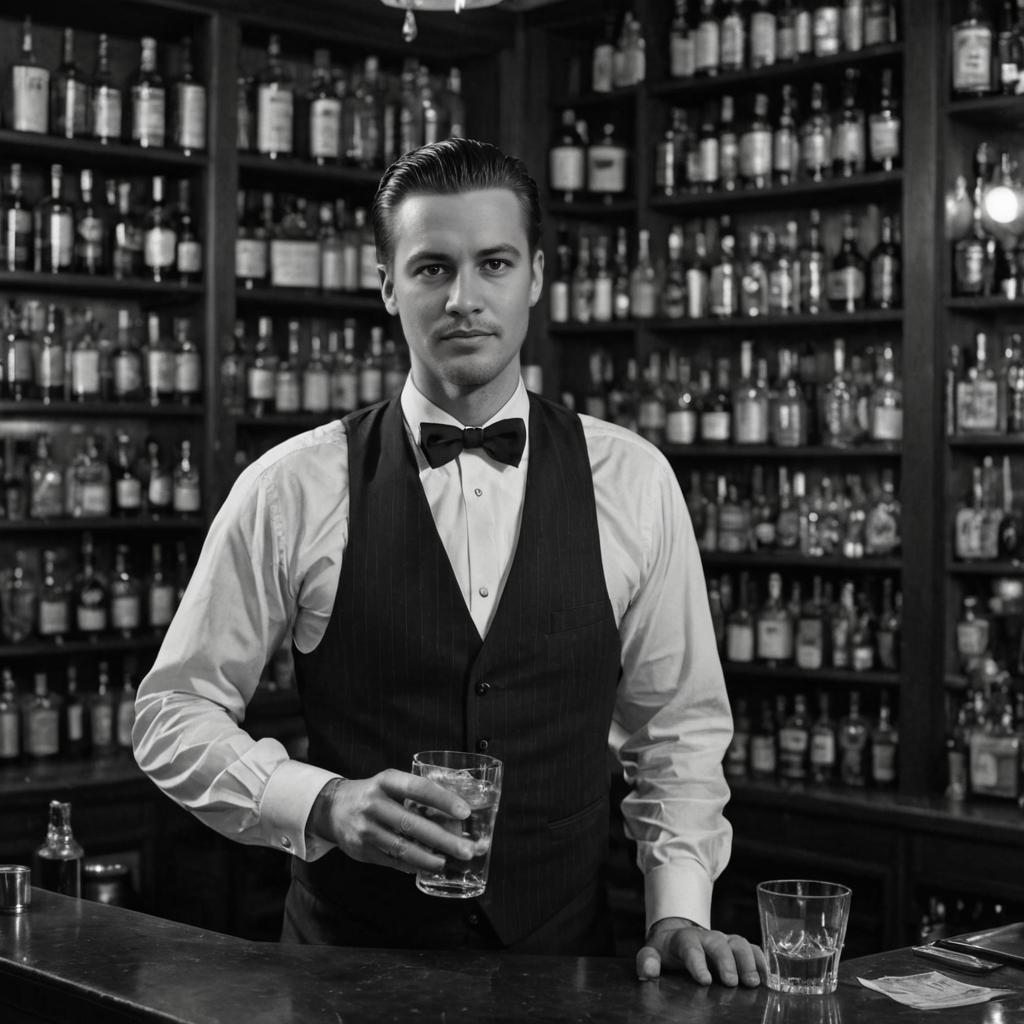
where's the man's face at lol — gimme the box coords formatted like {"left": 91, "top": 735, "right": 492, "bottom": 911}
{"left": 380, "top": 188, "right": 544, "bottom": 410}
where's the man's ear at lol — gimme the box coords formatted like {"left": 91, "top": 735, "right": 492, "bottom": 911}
{"left": 529, "top": 248, "right": 545, "bottom": 308}
{"left": 380, "top": 264, "right": 399, "bottom": 315}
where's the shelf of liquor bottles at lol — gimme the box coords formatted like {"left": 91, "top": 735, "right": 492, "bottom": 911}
{"left": 946, "top": 95, "right": 1024, "bottom": 126}
{"left": 0, "top": 128, "right": 207, "bottom": 174}
{"left": 231, "top": 413, "right": 336, "bottom": 432}
{"left": 0, "top": 635, "right": 162, "bottom": 661}
{"left": 663, "top": 442, "right": 900, "bottom": 460}
{"left": 724, "top": 661, "right": 901, "bottom": 688}
{"left": 550, "top": 311, "right": 904, "bottom": 336}
{"left": 0, "top": 516, "right": 203, "bottom": 534}
{"left": 234, "top": 287, "right": 383, "bottom": 314}
{"left": 0, "top": 401, "right": 202, "bottom": 419}
{"left": 704, "top": 552, "right": 901, "bottom": 572}
{"left": 0, "top": 273, "right": 203, "bottom": 302}
{"left": 946, "top": 296, "right": 1024, "bottom": 311}
{"left": 236, "top": 153, "right": 380, "bottom": 191}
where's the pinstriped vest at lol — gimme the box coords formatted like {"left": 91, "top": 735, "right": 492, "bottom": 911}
{"left": 292, "top": 393, "right": 622, "bottom": 946}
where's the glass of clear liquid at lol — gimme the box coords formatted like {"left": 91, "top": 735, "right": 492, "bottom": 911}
{"left": 410, "top": 750, "right": 503, "bottom": 899}
{"left": 757, "top": 879, "right": 852, "bottom": 995}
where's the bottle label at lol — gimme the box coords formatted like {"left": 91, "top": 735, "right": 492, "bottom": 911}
{"left": 778, "top": 727, "right": 808, "bottom": 755}
{"left": 333, "top": 370, "right": 358, "bottom": 413}
{"left": 174, "top": 353, "right": 202, "bottom": 394}
{"left": 871, "top": 255, "right": 899, "bottom": 304}
{"left": 796, "top": 10, "right": 813, "bottom": 52}
{"left": 592, "top": 43, "right": 614, "bottom": 92}
{"left": 47, "top": 212, "right": 75, "bottom": 268}
{"left": 757, "top": 620, "right": 793, "bottom": 660}
{"left": 149, "top": 584, "right": 176, "bottom": 627}
{"left": 773, "top": 128, "right": 797, "bottom": 176}
{"left": 956, "top": 380, "right": 1000, "bottom": 432}
{"left": 695, "top": 22, "right": 720, "bottom": 73}
{"left": 843, "top": 1, "right": 864, "bottom": 51}
{"left": 795, "top": 619, "right": 824, "bottom": 669}
{"left": 665, "top": 410, "right": 697, "bottom": 445}
{"left": 275, "top": 377, "right": 301, "bottom": 414}
{"left": 638, "top": 398, "right": 666, "bottom": 432}
{"left": 91, "top": 703, "right": 113, "bottom": 747}
{"left": 953, "top": 27, "right": 993, "bottom": 92}
{"left": 833, "top": 123, "right": 865, "bottom": 169}
{"left": 750, "top": 13, "right": 776, "bottom": 66}
{"left": 686, "top": 269, "right": 708, "bottom": 318}
{"left": 777, "top": 24, "right": 797, "bottom": 61}
{"left": 11, "top": 66, "right": 49, "bottom": 132}
{"left": 66, "top": 702, "right": 84, "bottom": 742}
{"left": 549, "top": 147, "right": 585, "bottom": 193}
{"left": 81, "top": 482, "right": 111, "bottom": 516}
{"left": 132, "top": 85, "right": 166, "bottom": 146}
{"left": 871, "top": 406, "right": 903, "bottom": 442}
{"left": 359, "top": 368, "right": 383, "bottom": 405}
{"left": 592, "top": 278, "right": 614, "bottom": 322}
{"left": 116, "top": 477, "right": 143, "bottom": 510}
{"left": 72, "top": 349, "right": 101, "bottom": 396}
{"left": 801, "top": 131, "right": 829, "bottom": 173}
{"left": 147, "top": 350, "right": 176, "bottom": 393}
{"left": 145, "top": 227, "right": 177, "bottom": 270}
{"left": 176, "top": 82, "right": 207, "bottom": 150}
{"left": 310, "top": 97, "right": 341, "bottom": 159}
{"left": 734, "top": 403, "right": 769, "bottom": 444}
{"left": 257, "top": 86, "right": 294, "bottom": 154}
{"left": 700, "top": 410, "right": 731, "bottom": 442}
{"left": 302, "top": 374, "right": 331, "bottom": 413}
{"left": 321, "top": 247, "right": 345, "bottom": 291}
{"left": 247, "top": 366, "right": 275, "bottom": 401}
{"left": 813, "top": 6, "right": 841, "bottom": 55}
{"left": 173, "top": 480, "right": 202, "bottom": 513}
{"left": 112, "top": 594, "right": 141, "bottom": 630}
{"left": 726, "top": 622, "right": 754, "bottom": 662}
{"left": 94, "top": 87, "right": 123, "bottom": 140}
{"left": 587, "top": 146, "right": 627, "bottom": 194}
{"left": 76, "top": 598, "right": 107, "bottom": 631}
{"left": 776, "top": 508, "right": 800, "bottom": 548}
{"left": 717, "top": 507, "right": 749, "bottom": 553}
{"left": 38, "top": 599, "right": 69, "bottom": 636}
{"left": 872, "top": 743, "right": 896, "bottom": 783}
{"left": 39, "top": 344, "right": 65, "bottom": 391}
{"left": 865, "top": 506, "right": 900, "bottom": 554}
{"left": 810, "top": 732, "right": 836, "bottom": 767}
{"left": 549, "top": 282, "right": 570, "bottom": 323}
{"left": 670, "top": 34, "right": 696, "bottom": 78}
{"left": 270, "top": 239, "right": 320, "bottom": 288}
{"left": 698, "top": 137, "right": 719, "bottom": 185}
{"left": 235, "top": 238, "right": 268, "bottom": 280}
{"left": 865, "top": 10, "right": 891, "bottom": 46}
{"left": 5, "top": 207, "right": 32, "bottom": 268}
{"left": 27, "top": 708, "right": 59, "bottom": 756}
{"left": 148, "top": 472, "right": 172, "bottom": 508}
{"left": 77, "top": 214, "right": 105, "bottom": 252}
{"left": 720, "top": 18, "right": 744, "bottom": 67}
{"left": 869, "top": 117, "right": 901, "bottom": 161}
{"left": 750, "top": 736, "right": 776, "bottom": 775}
{"left": 177, "top": 240, "right": 203, "bottom": 275}
{"left": 739, "top": 130, "right": 772, "bottom": 180}
{"left": 826, "top": 266, "right": 865, "bottom": 303}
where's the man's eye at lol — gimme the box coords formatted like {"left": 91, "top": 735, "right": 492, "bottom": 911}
{"left": 484, "top": 259, "right": 510, "bottom": 272}
{"left": 418, "top": 265, "right": 446, "bottom": 277}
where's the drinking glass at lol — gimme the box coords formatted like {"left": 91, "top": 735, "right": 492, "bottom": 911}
{"left": 410, "top": 750, "right": 502, "bottom": 899}
{"left": 757, "top": 879, "right": 852, "bottom": 995}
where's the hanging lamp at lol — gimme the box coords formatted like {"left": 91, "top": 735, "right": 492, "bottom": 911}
{"left": 380, "top": 0, "right": 504, "bottom": 43}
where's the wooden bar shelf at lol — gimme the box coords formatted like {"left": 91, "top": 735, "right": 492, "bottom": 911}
{"left": 662, "top": 442, "right": 901, "bottom": 459}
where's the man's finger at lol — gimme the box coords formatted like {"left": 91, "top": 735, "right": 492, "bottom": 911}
{"left": 636, "top": 944, "right": 662, "bottom": 980}
{"left": 385, "top": 769, "right": 472, "bottom": 819}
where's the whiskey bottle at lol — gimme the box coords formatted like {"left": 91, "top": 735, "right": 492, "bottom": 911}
{"left": 2, "top": 164, "right": 33, "bottom": 271}
{"left": 52, "top": 27, "right": 91, "bottom": 139}
{"left": 795, "top": 574, "right": 827, "bottom": 670}
{"left": 143, "top": 176, "right": 177, "bottom": 283}
{"left": 6, "top": 17, "right": 50, "bottom": 134}
{"left": 709, "top": 217, "right": 739, "bottom": 317}
{"left": 24, "top": 673, "right": 60, "bottom": 760}
{"left": 870, "top": 691, "right": 899, "bottom": 786}
{"left": 809, "top": 692, "right": 838, "bottom": 784}
{"left": 724, "top": 697, "right": 751, "bottom": 778}
{"left": 696, "top": 102, "right": 720, "bottom": 192}
{"left": 34, "top": 800, "right": 83, "bottom": 896}
{"left": 235, "top": 191, "right": 270, "bottom": 288}
{"left": 773, "top": 84, "right": 799, "bottom": 187}
{"left": 869, "top": 68, "right": 901, "bottom": 172}
{"left": 37, "top": 548, "right": 70, "bottom": 644}
{"left": 800, "top": 82, "right": 831, "bottom": 183}
{"left": 36, "top": 306, "right": 65, "bottom": 404}
{"left": 775, "top": 466, "right": 801, "bottom": 549}
{"left": 274, "top": 321, "right": 302, "bottom": 414}
{"left": 757, "top": 572, "right": 795, "bottom": 664}
{"left": 110, "top": 544, "right": 141, "bottom": 638}
{"left": 246, "top": 316, "right": 277, "bottom": 416}
{"left": 29, "top": 433, "right": 64, "bottom": 520}
{"left": 864, "top": 467, "right": 902, "bottom": 555}
{"left": 778, "top": 693, "right": 810, "bottom": 781}
{"left": 718, "top": 479, "right": 752, "bottom": 553}
{"left": 92, "top": 33, "right": 123, "bottom": 144}
{"left": 739, "top": 93, "right": 773, "bottom": 190}
{"left": 956, "top": 331, "right": 1003, "bottom": 434}
{"left": 875, "top": 578, "right": 901, "bottom": 670}
{"left": 827, "top": 212, "right": 867, "bottom": 312}
{"left": 130, "top": 37, "right": 166, "bottom": 149}
{"left": 257, "top": 34, "right": 295, "bottom": 159}
{"left": 112, "top": 309, "right": 142, "bottom": 403}
{"left": 143, "top": 313, "right": 175, "bottom": 406}
{"left": 175, "top": 180, "right": 202, "bottom": 284}
{"left": 172, "top": 440, "right": 201, "bottom": 516}
{"left": 750, "top": 0, "right": 778, "bottom": 67}
{"left": 330, "top": 320, "right": 359, "bottom": 413}
{"left": 68, "top": 434, "right": 111, "bottom": 518}
{"left": 35, "top": 165, "right": 75, "bottom": 274}
{"left": 587, "top": 123, "right": 629, "bottom": 201}
{"left": 771, "top": 348, "right": 809, "bottom": 446}
{"left": 111, "top": 182, "right": 144, "bottom": 279}
{"left": 89, "top": 663, "right": 117, "bottom": 757}
{"left": 837, "top": 689, "right": 869, "bottom": 786}
{"left": 307, "top": 48, "right": 341, "bottom": 165}
{"left": 75, "top": 169, "right": 109, "bottom": 275}
{"left": 733, "top": 341, "right": 770, "bottom": 443}
{"left": 997, "top": 0, "right": 1023, "bottom": 93}
{"left": 832, "top": 68, "right": 866, "bottom": 178}
{"left": 592, "top": 235, "right": 614, "bottom": 322}
{"left": 669, "top": 0, "right": 697, "bottom": 78}
{"left": 1, "top": 549, "right": 36, "bottom": 642}
{"left": 868, "top": 215, "right": 902, "bottom": 309}
{"left": 148, "top": 542, "right": 176, "bottom": 633}
{"left": 868, "top": 343, "right": 903, "bottom": 444}
{"left": 749, "top": 699, "right": 778, "bottom": 779}
{"left": 740, "top": 231, "right": 769, "bottom": 317}
{"left": 359, "top": 327, "right": 386, "bottom": 406}
{"left": 813, "top": 2, "right": 842, "bottom": 55}
{"left": 548, "top": 109, "right": 586, "bottom": 203}
{"left": 0, "top": 670, "right": 20, "bottom": 763}
{"left": 637, "top": 353, "right": 667, "bottom": 446}
{"left": 113, "top": 431, "right": 143, "bottom": 516}
{"left": 718, "top": 95, "right": 740, "bottom": 192}
{"left": 952, "top": 0, "right": 996, "bottom": 96}
{"left": 116, "top": 670, "right": 136, "bottom": 751}
{"left": 799, "top": 209, "right": 827, "bottom": 314}
{"left": 701, "top": 358, "right": 734, "bottom": 443}
{"left": 144, "top": 439, "right": 173, "bottom": 515}
{"left": 695, "top": 0, "right": 721, "bottom": 77}
{"left": 821, "top": 337, "right": 859, "bottom": 447}
{"left": 686, "top": 230, "right": 710, "bottom": 318}
{"left": 302, "top": 331, "right": 331, "bottom": 414}
{"left": 660, "top": 226, "right": 686, "bottom": 319}
{"left": 666, "top": 356, "right": 699, "bottom": 444}
{"left": 720, "top": 0, "right": 747, "bottom": 71}
{"left": 842, "top": 0, "right": 865, "bottom": 52}
{"left": 776, "top": 0, "right": 800, "bottom": 61}
{"left": 953, "top": 176, "right": 998, "bottom": 297}
{"left": 172, "top": 318, "right": 202, "bottom": 406}
{"left": 725, "top": 572, "right": 756, "bottom": 663}
{"left": 629, "top": 229, "right": 658, "bottom": 318}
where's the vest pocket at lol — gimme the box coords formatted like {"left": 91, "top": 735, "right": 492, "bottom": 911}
{"left": 546, "top": 794, "right": 606, "bottom": 833}
{"left": 546, "top": 602, "right": 610, "bottom": 635}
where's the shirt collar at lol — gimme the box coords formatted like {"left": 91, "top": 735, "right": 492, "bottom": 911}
{"left": 400, "top": 375, "right": 530, "bottom": 434}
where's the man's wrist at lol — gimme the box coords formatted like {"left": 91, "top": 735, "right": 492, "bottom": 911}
{"left": 306, "top": 776, "right": 346, "bottom": 843}
{"left": 646, "top": 917, "right": 704, "bottom": 941}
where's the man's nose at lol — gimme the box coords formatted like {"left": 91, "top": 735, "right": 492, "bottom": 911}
{"left": 444, "top": 270, "right": 484, "bottom": 317}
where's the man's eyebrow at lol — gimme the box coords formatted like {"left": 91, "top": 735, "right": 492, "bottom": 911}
{"left": 403, "top": 243, "right": 524, "bottom": 269}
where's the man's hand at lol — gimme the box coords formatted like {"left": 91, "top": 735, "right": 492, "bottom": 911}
{"left": 636, "top": 917, "right": 767, "bottom": 986}
{"left": 307, "top": 771, "right": 475, "bottom": 875}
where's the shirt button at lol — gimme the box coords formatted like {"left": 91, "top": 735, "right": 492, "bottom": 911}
{"left": 475, "top": 681, "right": 490, "bottom": 696}
{"left": 478, "top": 586, "right": 489, "bottom": 598}
{"left": 477, "top": 739, "right": 489, "bottom": 753}
{"left": 281, "top": 836, "right": 292, "bottom": 849}
{"left": 474, "top": 487, "right": 483, "bottom": 497}
{"left": 467, "top": 912, "right": 480, "bottom": 927}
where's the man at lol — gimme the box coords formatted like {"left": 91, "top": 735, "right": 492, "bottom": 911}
{"left": 134, "top": 137, "right": 764, "bottom": 986}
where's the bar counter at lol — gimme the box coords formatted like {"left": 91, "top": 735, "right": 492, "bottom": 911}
{"left": 2, "top": 890, "right": 1022, "bottom": 1023}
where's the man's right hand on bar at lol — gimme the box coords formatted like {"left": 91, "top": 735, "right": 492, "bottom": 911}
{"left": 306, "top": 772, "right": 475, "bottom": 873}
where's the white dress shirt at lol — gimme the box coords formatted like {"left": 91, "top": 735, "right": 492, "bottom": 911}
{"left": 133, "top": 376, "right": 734, "bottom": 931}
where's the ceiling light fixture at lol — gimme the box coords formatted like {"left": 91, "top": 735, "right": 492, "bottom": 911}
{"left": 380, "top": 0, "right": 504, "bottom": 43}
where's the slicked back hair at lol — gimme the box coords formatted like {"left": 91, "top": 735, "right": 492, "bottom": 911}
{"left": 371, "top": 138, "right": 542, "bottom": 268}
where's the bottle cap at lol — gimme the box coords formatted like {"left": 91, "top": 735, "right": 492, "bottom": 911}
{"left": 0, "top": 865, "right": 31, "bottom": 914}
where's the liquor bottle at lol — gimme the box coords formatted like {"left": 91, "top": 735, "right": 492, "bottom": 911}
{"left": 868, "top": 344, "right": 903, "bottom": 444}
{"left": 800, "top": 82, "right": 831, "bottom": 183}
{"left": 875, "top": 579, "right": 901, "bottom": 670}
{"left": 587, "top": 123, "right": 628, "bottom": 201}
{"left": 837, "top": 689, "right": 869, "bottom": 786}
{"left": 795, "top": 574, "right": 827, "bottom": 670}
{"left": 724, "top": 697, "right": 751, "bottom": 778}
{"left": 718, "top": 479, "right": 751, "bottom": 553}
{"left": 111, "top": 182, "right": 144, "bottom": 279}
{"left": 776, "top": 0, "right": 800, "bottom": 61}
{"left": 773, "top": 84, "right": 799, "bottom": 187}
{"left": 109, "top": 309, "right": 141, "bottom": 403}
{"left": 69, "top": 434, "right": 111, "bottom": 518}
{"left": 143, "top": 313, "right": 175, "bottom": 406}
{"left": 669, "top": 0, "right": 697, "bottom": 78}
{"left": 739, "top": 231, "right": 769, "bottom": 317}
{"left": 274, "top": 320, "right": 303, "bottom": 413}
{"left": 827, "top": 212, "right": 867, "bottom": 312}
{"left": 168, "top": 36, "right": 206, "bottom": 155}
{"left": 775, "top": 467, "right": 801, "bottom": 549}
{"left": 348, "top": 56, "right": 386, "bottom": 168}
{"left": 1, "top": 549, "right": 36, "bottom": 642}
{"left": 73, "top": 169, "right": 108, "bottom": 275}
{"left": 172, "top": 440, "right": 201, "bottom": 516}
{"left": 219, "top": 320, "right": 247, "bottom": 418}
{"left": 35, "top": 165, "right": 75, "bottom": 274}
{"left": 356, "top": 206, "right": 379, "bottom": 291}
{"left": 952, "top": 0, "right": 996, "bottom": 96}
{"left": 655, "top": 109, "right": 686, "bottom": 198}
{"left": 750, "top": 463, "right": 778, "bottom": 549}
{"left": 302, "top": 330, "right": 331, "bottom": 414}
{"left": 956, "top": 331, "right": 1003, "bottom": 434}
{"left": 148, "top": 542, "right": 176, "bottom": 633}
{"left": 865, "top": 0, "right": 896, "bottom": 45}
{"left": 36, "top": 305, "right": 64, "bottom": 404}
{"left": 771, "top": 348, "right": 809, "bottom": 446}
{"left": 868, "top": 216, "right": 902, "bottom": 309}
{"left": 52, "top": 27, "right": 91, "bottom": 139}
{"left": 24, "top": 673, "right": 60, "bottom": 760}
{"left": 175, "top": 180, "right": 202, "bottom": 284}
{"left": 686, "top": 230, "right": 710, "bottom": 318}
{"left": 62, "top": 666, "right": 85, "bottom": 759}
{"left": 92, "top": 33, "right": 122, "bottom": 144}
{"left": 969, "top": 700, "right": 1020, "bottom": 799}
{"left": 6, "top": 17, "right": 50, "bottom": 134}
{"left": 29, "top": 433, "right": 64, "bottom": 520}
{"left": 2, "top": 164, "right": 33, "bottom": 272}
{"left": 657, "top": 226, "right": 684, "bottom": 320}
{"left": 709, "top": 217, "right": 739, "bottom": 317}
{"left": 725, "top": 572, "right": 756, "bottom": 663}
{"left": 116, "top": 669, "right": 136, "bottom": 751}
{"left": 869, "top": 68, "right": 901, "bottom": 172}
{"left": 757, "top": 572, "right": 795, "bottom": 664}
{"left": 172, "top": 318, "right": 202, "bottom": 405}
{"left": 257, "top": 34, "right": 295, "bottom": 159}
{"left": 130, "top": 37, "right": 166, "bottom": 148}
{"left": 997, "top": 0, "right": 1023, "bottom": 93}
{"left": 739, "top": 93, "right": 773, "bottom": 190}
{"left": 751, "top": 0, "right": 778, "bottom": 67}
{"left": 695, "top": 102, "right": 720, "bottom": 193}
{"left": 34, "top": 800, "right": 83, "bottom": 896}
{"left": 695, "top": 0, "right": 721, "bottom": 77}
{"left": 0, "top": 669, "right": 20, "bottom": 763}
{"left": 359, "top": 327, "right": 386, "bottom": 406}
{"left": 832, "top": 68, "right": 866, "bottom": 178}
{"left": 246, "top": 316, "right": 277, "bottom": 416}
{"left": 864, "top": 467, "right": 902, "bottom": 555}
{"left": 814, "top": 1, "right": 842, "bottom": 55}
{"left": 89, "top": 662, "right": 117, "bottom": 757}
{"left": 778, "top": 693, "right": 811, "bottom": 781}
{"left": 317, "top": 202, "right": 344, "bottom": 293}
{"left": 37, "top": 548, "right": 69, "bottom": 644}
{"left": 666, "top": 356, "right": 699, "bottom": 444}
{"left": 110, "top": 544, "right": 141, "bottom": 638}
{"left": 850, "top": 600, "right": 875, "bottom": 670}
{"left": 718, "top": 95, "right": 740, "bottom": 192}
{"left": 701, "top": 358, "right": 734, "bottom": 443}
{"left": 749, "top": 699, "right": 778, "bottom": 779}
{"left": 821, "top": 338, "right": 859, "bottom": 447}
{"left": 75, "top": 532, "right": 108, "bottom": 637}
{"left": 307, "top": 48, "right": 341, "bottom": 165}
{"left": 637, "top": 353, "right": 667, "bottom": 446}
{"left": 548, "top": 109, "right": 586, "bottom": 204}
{"left": 871, "top": 691, "right": 899, "bottom": 786}
{"left": 953, "top": 176, "right": 998, "bottom": 297}
{"left": 70, "top": 313, "right": 102, "bottom": 404}
{"left": 143, "top": 176, "right": 177, "bottom": 283}
{"left": 799, "top": 209, "right": 826, "bottom": 314}
{"left": 843, "top": 0, "right": 865, "bottom": 52}
{"left": 111, "top": 431, "right": 142, "bottom": 519}
{"left": 592, "top": 235, "right": 614, "bottom": 322}
{"left": 235, "top": 191, "right": 270, "bottom": 289}
{"left": 630, "top": 229, "right": 658, "bottom": 318}
{"left": 733, "top": 341, "right": 770, "bottom": 443}
{"left": 331, "top": 321, "right": 359, "bottom": 413}
{"left": 570, "top": 234, "right": 592, "bottom": 323}
{"left": 809, "top": 692, "right": 838, "bottom": 784}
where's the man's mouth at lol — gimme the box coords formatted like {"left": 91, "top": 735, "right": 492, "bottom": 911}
{"left": 440, "top": 329, "right": 494, "bottom": 340}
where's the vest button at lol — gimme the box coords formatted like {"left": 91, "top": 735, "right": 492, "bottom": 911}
{"left": 476, "top": 738, "right": 490, "bottom": 752}
{"left": 467, "top": 912, "right": 480, "bottom": 927}
{"left": 475, "top": 681, "right": 490, "bottom": 696}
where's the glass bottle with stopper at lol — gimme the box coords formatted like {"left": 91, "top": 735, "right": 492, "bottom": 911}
{"left": 33, "top": 799, "right": 84, "bottom": 898}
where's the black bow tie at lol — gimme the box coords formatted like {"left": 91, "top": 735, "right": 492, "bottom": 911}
{"left": 420, "top": 419, "right": 526, "bottom": 469}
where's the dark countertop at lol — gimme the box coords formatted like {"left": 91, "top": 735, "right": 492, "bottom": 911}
{"left": 2, "top": 891, "right": 1024, "bottom": 1023}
